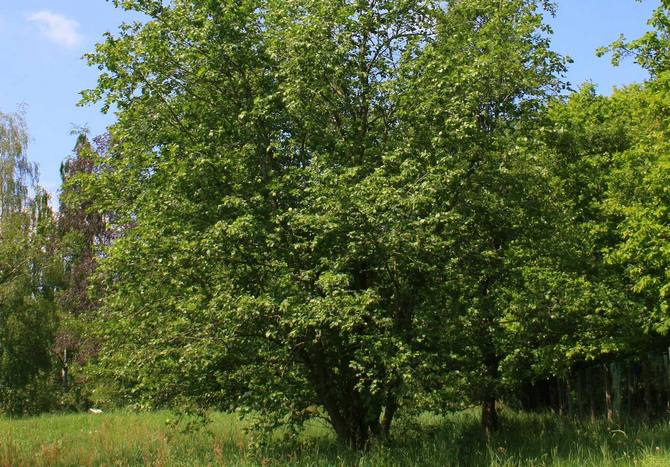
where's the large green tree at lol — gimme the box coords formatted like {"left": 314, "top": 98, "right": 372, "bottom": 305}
{"left": 82, "top": 0, "right": 568, "bottom": 445}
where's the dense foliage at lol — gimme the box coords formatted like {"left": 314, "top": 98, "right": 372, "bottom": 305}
{"left": 0, "top": 110, "right": 60, "bottom": 415}
{"left": 76, "top": 0, "right": 574, "bottom": 446}
{"left": 3, "top": 0, "right": 670, "bottom": 452}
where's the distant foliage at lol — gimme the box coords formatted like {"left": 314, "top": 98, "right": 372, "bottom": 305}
{"left": 0, "top": 110, "right": 60, "bottom": 415}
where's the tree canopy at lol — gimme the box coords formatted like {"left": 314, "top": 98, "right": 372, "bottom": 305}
{"left": 1, "top": 0, "right": 668, "bottom": 451}
{"left": 77, "top": 0, "right": 577, "bottom": 445}
{"left": 0, "top": 110, "right": 60, "bottom": 415}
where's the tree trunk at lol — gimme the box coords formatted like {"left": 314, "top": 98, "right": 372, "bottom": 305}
{"left": 381, "top": 395, "right": 398, "bottom": 437}
{"left": 590, "top": 401, "right": 596, "bottom": 421}
{"left": 612, "top": 362, "right": 622, "bottom": 419}
{"left": 62, "top": 348, "right": 69, "bottom": 391}
{"left": 481, "top": 348, "right": 500, "bottom": 436}
{"left": 322, "top": 399, "right": 384, "bottom": 449}
{"left": 603, "top": 364, "right": 614, "bottom": 423}
{"left": 626, "top": 365, "right": 632, "bottom": 417}
{"left": 301, "top": 349, "right": 390, "bottom": 449}
{"left": 642, "top": 358, "right": 652, "bottom": 416}
{"left": 576, "top": 368, "right": 583, "bottom": 416}
{"left": 566, "top": 377, "right": 573, "bottom": 415}
{"left": 481, "top": 333, "right": 499, "bottom": 434}
{"left": 482, "top": 397, "right": 499, "bottom": 437}
{"left": 548, "top": 379, "right": 557, "bottom": 412}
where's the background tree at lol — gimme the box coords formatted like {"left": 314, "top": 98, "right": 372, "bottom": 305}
{"left": 598, "top": 0, "right": 670, "bottom": 342}
{"left": 51, "top": 131, "right": 110, "bottom": 402}
{"left": 511, "top": 0, "right": 670, "bottom": 418}
{"left": 0, "top": 109, "right": 60, "bottom": 415}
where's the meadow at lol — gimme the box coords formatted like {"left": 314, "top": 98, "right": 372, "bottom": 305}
{"left": 2, "top": 409, "right": 670, "bottom": 466}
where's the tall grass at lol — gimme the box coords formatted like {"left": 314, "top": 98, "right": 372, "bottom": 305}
{"left": 1, "top": 409, "right": 670, "bottom": 466}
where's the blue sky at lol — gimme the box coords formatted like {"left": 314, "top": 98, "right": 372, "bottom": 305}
{"left": 0, "top": 0, "right": 662, "bottom": 200}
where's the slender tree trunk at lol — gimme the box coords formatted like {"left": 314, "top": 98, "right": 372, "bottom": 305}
{"left": 626, "top": 365, "right": 632, "bottom": 417}
{"left": 62, "top": 348, "right": 69, "bottom": 391}
{"left": 549, "top": 379, "right": 557, "bottom": 413}
{"left": 566, "top": 377, "right": 573, "bottom": 415}
{"left": 482, "top": 397, "right": 499, "bottom": 436}
{"left": 603, "top": 364, "right": 614, "bottom": 423}
{"left": 612, "top": 363, "right": 622, "bottom": 419}
{"left": 576, "top": 369, "right": 583, "bottom": 416}
{"left": 590, "top": 367, "right": 597, "bottom": 422}
{"left": 642, "top": 358, "right": 652, "bottom": 416}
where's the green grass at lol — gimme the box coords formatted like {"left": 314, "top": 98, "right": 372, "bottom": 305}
{"left": 1, "top": 408, "right": 670, "bottom": 466}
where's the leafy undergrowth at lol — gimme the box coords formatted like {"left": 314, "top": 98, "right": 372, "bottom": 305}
{"left": 1, "top": 409, "right": 670, "bottom": 466}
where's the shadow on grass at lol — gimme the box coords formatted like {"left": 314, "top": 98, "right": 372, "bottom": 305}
{"left": 257, "top": 409, "right": 670, "bottom": 467}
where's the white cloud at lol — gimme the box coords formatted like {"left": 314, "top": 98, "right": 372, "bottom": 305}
{"left": 27, "top": 10, "right": 82, "bottom": 48}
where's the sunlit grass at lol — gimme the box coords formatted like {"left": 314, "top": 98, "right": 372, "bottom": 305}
{"left": 1, "top": 408, "right": 670, "bottom": 466}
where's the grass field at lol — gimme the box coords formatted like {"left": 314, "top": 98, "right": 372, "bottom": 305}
{"left": 2, "top": 409, "right": 670, "bottom": 466}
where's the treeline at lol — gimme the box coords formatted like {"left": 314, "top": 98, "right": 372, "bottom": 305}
{"left": 0, "top": 116, "right": 105, "bottom": 415}
{"left": 2, "top": 0, "right": 670, "bottom": 449}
